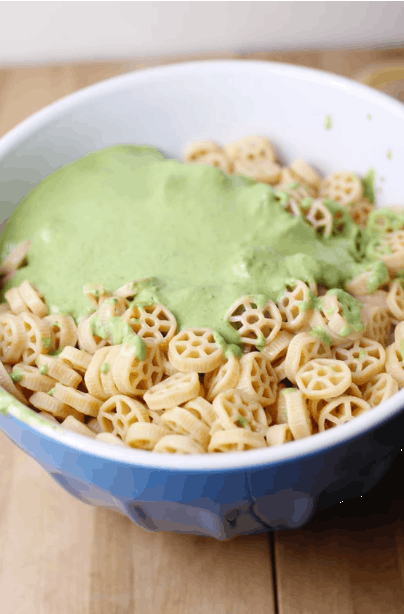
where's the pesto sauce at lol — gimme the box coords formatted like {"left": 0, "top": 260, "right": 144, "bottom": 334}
{"left": 0, "top": 146, "right": 372, "bottom": 345}
{"left": 309, "top": 327, "right": 332, "bottom": 346}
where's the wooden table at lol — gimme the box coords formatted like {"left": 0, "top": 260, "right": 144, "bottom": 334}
{"left": 1, "top": 49, "right": 404, "bottom": 614}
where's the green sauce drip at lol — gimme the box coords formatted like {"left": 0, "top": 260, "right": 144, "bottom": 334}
{"left": 48, "top": 387, "right": 55, "bottom": 396}
{"left": 89, "top": 313, "right": 146, "bottom": 360}
{"left": 100, "top": 362, "right": 110, "bottom": 374}
{"left": 297, "top": 289, "right": 323, "bottom": 313}
{"left": 325, "top": 115, "right": 332, "bottom": 129}
{"left": 254, "top": 332, "right": 266, "bottom": 352}
{"left": 49, "top": 347, "right": 64, "bottom": 356}
{"left": 236, "top": 415, "right": 248, "bottom": 428}
{"left": 39, "top": 364, "right": 48, "bottom": 375}
{"left": 309, "top": 327, "right": 332, "bottom": 346}
{"left": 281, "top": 388, "right": 297, "bottom": 395}
{"left": 326, "top": 289, "right": 365, "bottom": 334}
{"left": 300, "top": 197, "right": 312, "bottom": 210}
{"left": 213, "top": 331, "right": 242, "bottom": 360}
{"left": 42, "top": 337, "right": 52, "bottom": 350}
{"left": 366, "top": 261, "right": 389, "bottom": 293}
{"left": 10, "top": 370, "right": 23, "bottom": 383}
{"left": 361, "top": 168, "right": 376, "bottom": 205}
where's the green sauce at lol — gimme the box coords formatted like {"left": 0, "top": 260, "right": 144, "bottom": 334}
{"left": 254, "top": 332, "right": 266, "bottom": 352}
{"left": 39, "top": 364, "right": 48, "bottom": 375}
{"left": 100, "top": 362, "right": 110, "bottom": 374}
{"left": 361, "top": 168, "right": 376, "bottom": 205}
{"left": 326, "top": 289, "right": 365, "bottom": 335}
{"left": 42, "top": 337, "right": 52, "bottom": 350}
{"left": 89, "top": 312, "right": 147, "bottom": 360}
{"left": 309, "top": 327, "right": 332, "bottom": 346}
{"left": 0, "top": 145, "right": 374, "bottom": 346}
{"left": 10, "top": 370, "right": 23, "bottom": 383}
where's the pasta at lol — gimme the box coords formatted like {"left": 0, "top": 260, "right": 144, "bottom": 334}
{"left": 1, "top": 136, "right": 404, "bottom": 455}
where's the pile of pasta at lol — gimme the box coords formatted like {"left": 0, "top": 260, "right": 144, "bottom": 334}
{"left": 184, "top": 135, "right": 375, "bottom": 230}
{"left": 0, "top": 270, "right": 404, "bottom": 454}
{"left": 1, "top": 135, "right": 404, "bottom": 454}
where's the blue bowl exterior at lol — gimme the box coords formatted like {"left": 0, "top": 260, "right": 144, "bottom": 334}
{"left": 1, "top": 407, "right": 403, "bottom": 539}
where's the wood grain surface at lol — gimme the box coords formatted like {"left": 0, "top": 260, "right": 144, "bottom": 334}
{"left": 1, "top": 48, "right": 404, "bottom": 614}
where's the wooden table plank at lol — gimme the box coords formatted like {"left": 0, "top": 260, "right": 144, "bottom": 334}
{"left": 274, "top": 453, "right": 404, "bottom": 614}
{"left": 1, "top": 49, "right": 404, "bottom": 613}
{"left": 89, "top": 511, "right": 275, "bottom": 614}
{"left": 0, "top": 436, "right": 95, "bottom": 614}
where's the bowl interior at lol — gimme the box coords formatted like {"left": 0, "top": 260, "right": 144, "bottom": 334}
{"left": 1, "top": 59, "right": 404, "bottom": 470}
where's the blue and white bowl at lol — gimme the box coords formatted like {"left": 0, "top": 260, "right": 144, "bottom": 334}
{"left": 1, "top": 60, "right": 404, "bottom": 539}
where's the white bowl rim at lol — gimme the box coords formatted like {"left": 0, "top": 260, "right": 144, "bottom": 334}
{"left": 2, "top": 58, "right": 404, "bottom": 472}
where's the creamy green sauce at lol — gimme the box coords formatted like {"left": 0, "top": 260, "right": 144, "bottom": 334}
{"left": 0, "top": 145, "right": 377, "bottom": 346}
{"left": 309, "top": 327, "right": 332, "bottom": 346}
{"left": 39, "top": 364, "right": 48, "bottom": 375}
{"left": 100, "top": 362, "right": 110, "bottom": 374}
{"left": 89, "top": 313, "right": 147, "bottom": 360}
{"left": 361, "top": 168, "right": 376, "bottom": 205}
{"left": 10, "top": 370, "right": 22, "bottom": 383}
{"left": 326, "top": 289, "right": 365, "bottom": 335}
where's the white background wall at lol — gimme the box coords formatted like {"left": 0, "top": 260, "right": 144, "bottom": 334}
{"left": 0, "top": 1, "right": 403, "bottom": 66}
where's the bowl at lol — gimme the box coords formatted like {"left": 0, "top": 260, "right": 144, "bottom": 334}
{"left": 1, "top": 60, "right": 404, "bottom": 539}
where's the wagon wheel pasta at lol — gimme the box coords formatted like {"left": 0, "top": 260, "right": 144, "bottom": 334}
{"left": 361, "top": 304, "right": 391, "bottom": 346}
{"left": 143, "top": 371, "right": 200, "bottom": 410}
{"left": 29, "top": 391, "right": 85, "bottom": 422}
{"left": 182, "top": 396, "right": 217, "bottom": 428}
{"left": 36, "top": 354, "right": 82, "bottom": 388}
{"left": 385, "top": 343, "right": 404, "bottom": 387}
{"left": 53, "top": 383, "right": 102, "bottom": 418}
{"left": 318, "top": 396, "right": 371, "bottom": 431}
{"left": 284, "top": 332, "right": 332, "bottom": 383}
{"left": 11, "top": 364, "right": 56, "bottom": 393}
{"left": 21, "top": 312, "right": 53, "bottom": 365}
{"left": 123, "top": 303, "right": 177, "bottom": 347}
{"left": 204, "top": 354, "right": 241, "bottom": 402}
{"left": 261, "top": 330, "right": 293, "bottom": 363}
{"left": 284, "top": 389, "right": 313, "bottom": 439}
{"left": 208, "top": 428, "right": 266, "bottom": 453}
{"left": 289, "top": 159, "right": 321, "bottom": 189}
{"left": 58, "top": 346, "right": 92, "bottom": 374}
{"left": 18, "top": 280, "right": 48, "bottom": 318}
{"left": 227, "top": 296, "right": 282, "bottom": 349}
{"left": 153, "top": 434, "right": 206, "bottom": 454}
{"left": 277, "top": 281, "right": 313, "bottom": 332}
{"left": 43, "top": 314, "right": 78, "bottom": 351}
{"left": 362, "top": 373, "right": 399, "bottom": 407}
{"left": 332, "top": 338, "right": 386, "bottom": 385}
{"left": 160, "top": 406, "right": 210, "bottom": 448}
{"left": 305, "top": 199, "right": 333, "bottom": 237}
{"left": 236, "top": 352, "right": 278, "bottom": 407}
{"left": 320, "top": 171, "right": 363, "bottom": 207}
{"left": 386, "top": 280, "right": 404, "bottom": 320}
{"left": 98, "top": 394, "right": 150, "bottom": 440}
{"left": 126, "top": 422, "right": 170, "bottom": 450}
{"left": 0, "top": 313, "right": 26, "bottom": 364}
{"left": 212, "top": 388, "right": 268, "bottom": 434}
{"left": 295, "top": 358, "right": 351, "bottom": 399}
{"left": 168, "top": 328, "right": 224, "bottom": 373}
{"left": 265, "top": 423, "right": 294, "bottom": 446}
{"left": 62, "top": 415, "right": 97, "bottom": 438}
{"left": 112, "top": 342, "right": 164, "bottom": 397}
{"left": 77, "top": 313, "right": 109, "bottom": 354}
